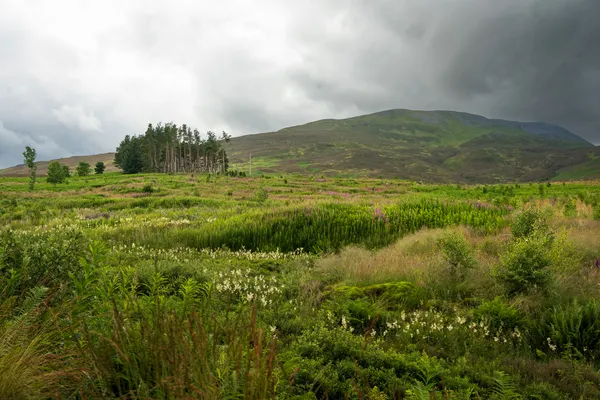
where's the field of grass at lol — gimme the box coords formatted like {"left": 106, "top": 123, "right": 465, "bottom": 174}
{"left": 2, "top": 172, "right": 600, "bottom": 398}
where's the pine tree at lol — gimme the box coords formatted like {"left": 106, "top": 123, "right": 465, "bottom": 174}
{"left": 94, "top": 162, "right": 106, "bottom": 174}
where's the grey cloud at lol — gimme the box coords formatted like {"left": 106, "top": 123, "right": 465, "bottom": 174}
{"left": 0, "top": 0, "right": 598, "bottom": 169}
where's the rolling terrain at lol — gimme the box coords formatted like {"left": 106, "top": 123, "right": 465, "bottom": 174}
{"left": 2, "top": 109, "right": 599, "bottom": 182}
{"left": 226, "top": 109, "right": 600, "bottom": 182}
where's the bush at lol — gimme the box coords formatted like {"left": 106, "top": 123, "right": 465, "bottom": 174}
{"left": 437, "top": 231, "right": 476, "bottom": 278}
{"left": 76, "top": 161, "right": 92, "bottom": 177}
{"left": 510, "top": 208, "right": 549, "bottom": 238}
{"left": 254, "top": 188, "right": 269, "bottom": 203}
{"left": 142, "top": 183, "right": 154, "bottom": 193}
{"left": 46, "top": 161, "right": 67, "bottom": 185}
{"left": 495, "top": 234, "right": 553, "bottom": 296}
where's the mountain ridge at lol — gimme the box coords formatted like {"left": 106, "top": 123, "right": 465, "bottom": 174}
{"left": 2, "top": 109, "right": 598, "bottom": 182}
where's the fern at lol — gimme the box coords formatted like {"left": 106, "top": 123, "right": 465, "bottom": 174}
{"left": 17, "top": 286, "right": 48, "bottom": 318}
{"left": 406, "top": 381, "right": 437, "bottom": 400}
{"left": 490, "top": 371, "right": 521, "bottom": 400}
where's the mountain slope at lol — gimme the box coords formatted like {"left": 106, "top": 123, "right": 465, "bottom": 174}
{"left": 2, "top": 109, "right": 598, "bottom": 183}
{"left": 225, "top": 109, "right": 598, "bottom": 182}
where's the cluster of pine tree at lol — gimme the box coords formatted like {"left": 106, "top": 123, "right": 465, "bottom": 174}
{"left": 114, "top": 123, "right": 231, "bottom": 174}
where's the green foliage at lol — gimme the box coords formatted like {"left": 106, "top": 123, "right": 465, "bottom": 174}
{"left": 593, "top": 204, "right": 600, "bottom": 220}
{"left": 142, "top": 183, "right": 155, "bottom": 193}
{"left": 496, "top": 234, "right": 553, "bottom": 296}
{"left": 61, "top": 164, "right": 70, "bottom": 179}
{"left": 254, "top": 187, "right": 269, "bottom": 203}
{"left": 510, "top": 208, "right": 550, "bottom": 239}
{"left": 563, "top": 199, "right": 577, "bottom": 218}
{"left": 46, "top": 161, "right": 67, "bottom": 185}
{"left": 437, "top": 231, "right": 477, "bottom": 278}
{"left": 22, "top": 146, "right": 37, "bottom": 191}
{"left": 114, "top": 124, "right": 229, "bottom": 174}
{"left": 531, "top": 299, "right": 600, "bottom": 362}
{"left": 121, "top": 200, "right": 506, "bottom": 253}
{"left": 94, "top": 161, "right": 106, "bottom": 174}
{"left": 490, "top": 371, "right": 521, "bottom": 399}
{"left": 475, "top": 298, "right": 521, "bottom": 331}
{"left": 1, "top": 173, "right": 600, "bottom": 399}
{"left": 115, "top": 135, "right": 144, "bottom": 174}
{"left": 76, "top": 161, "right": 91, "bottom": 176}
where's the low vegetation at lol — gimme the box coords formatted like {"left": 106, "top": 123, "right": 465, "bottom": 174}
{"left": 1, "top": 171, "right": 600, "bottom": 398}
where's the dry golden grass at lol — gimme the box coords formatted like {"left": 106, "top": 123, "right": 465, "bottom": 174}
{"left": 317, "top": 228, "right": 446, "bottom": 286}
{"left": 317, "top": 226, "right": 507, "bottom": 296}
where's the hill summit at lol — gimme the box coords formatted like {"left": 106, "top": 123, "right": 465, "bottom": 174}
{"left": 226, "top": 109, "right": 599, "bottom": 182}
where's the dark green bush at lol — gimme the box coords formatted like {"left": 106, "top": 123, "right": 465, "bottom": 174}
{"left": 496, "top": 234, "right": 553, "bottom": 296}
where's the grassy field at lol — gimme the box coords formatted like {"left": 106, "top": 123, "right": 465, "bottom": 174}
{"left": 1, "top": 172, "right": 600, "bottom": 398}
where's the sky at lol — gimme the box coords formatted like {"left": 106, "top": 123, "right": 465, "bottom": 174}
{"left": 1, "top": 0, "right": 599, "bottom": 168}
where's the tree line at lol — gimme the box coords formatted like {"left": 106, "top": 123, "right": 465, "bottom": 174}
{"left": 20, "top": 146, "right": 107, "bottom": 190}
{"left": 114, "top": 123, "right": 231, "bottom": 174}
{"left": 46, "top": 161, "right": 105, "bottom": 184}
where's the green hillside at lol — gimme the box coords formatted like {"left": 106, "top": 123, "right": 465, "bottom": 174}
{"left": 2, "top": 109, "right": 598, "bottom": 183}
{"left": 226, "top": 109, "right": 599, "bottom": 183}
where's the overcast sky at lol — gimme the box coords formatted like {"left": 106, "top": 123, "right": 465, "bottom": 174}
{"left": 1, "top": 0, "right": 599, "bottom": 168}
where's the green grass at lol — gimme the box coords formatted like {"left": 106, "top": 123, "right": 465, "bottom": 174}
{"left": 552, "top": 154, "right": 600, "bottom": 181}
{"left": 2, "top": 172, "right": 600, "bottom": 398}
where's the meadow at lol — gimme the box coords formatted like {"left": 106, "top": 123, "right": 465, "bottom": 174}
{"left": 1, "top": 172, "right": 600, "bottom": 399}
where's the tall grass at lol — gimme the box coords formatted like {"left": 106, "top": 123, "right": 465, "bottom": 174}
{"left": 108, "top": 200, "right": 508, "bottom": 253}
{"left": 75, "top": 298, "right": 279, "bottom": 399}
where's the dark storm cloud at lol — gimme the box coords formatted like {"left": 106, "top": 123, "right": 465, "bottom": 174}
{"left": 285, "top": 0, "right": 600, "bottom": 143}
{"left": 0, "top": 0, "right": 598, "bottom": 169}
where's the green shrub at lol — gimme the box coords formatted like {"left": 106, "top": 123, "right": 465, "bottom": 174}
{"left": 475, "top": 297, "right": 521, "bottom": 331}
{"left": 142, "top": 183, "right": 154, "bottom": 193}
{"left": 495, "top": 234, "right": 553, "bottom": 296}
{"left": 510, "top": 208, "right": 549, "bottom": 238}
{"left": 563, "top": 200, "right": 577, "bottom": 218}
{"left": 254, "top": 187, "right": 269, "bottom": 203}
{"left": 437, "top": 231, "right": 476, "bottom": 278}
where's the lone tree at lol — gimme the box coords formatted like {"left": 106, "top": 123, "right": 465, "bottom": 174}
{"left": 95, "top": 161, "right": 106, "bottom": 174}
{"left": 47, "top": 161, "right": 66, "bottom": 185}
{"left": 22, "top": 146, "right": 37, "bottom": 191}
{"left": 76, "top": 161, "right": 91, "bottom": 177}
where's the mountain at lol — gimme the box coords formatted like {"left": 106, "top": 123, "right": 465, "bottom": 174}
{"left": 225, "top": 109, "right": 600, "bottom": 182}
{"left": 1, "top": 109, "right": 598, "bottom": 182}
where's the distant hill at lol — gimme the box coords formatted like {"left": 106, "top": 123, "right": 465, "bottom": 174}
{"left": 0, "top": 153, "right": 117, "bottom": 177}
{"left": 225, "top": 109, "right": 600, "bottom": 182}
{"left": 2, "top": 109, "right": 599, "bottom": 182}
